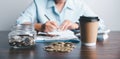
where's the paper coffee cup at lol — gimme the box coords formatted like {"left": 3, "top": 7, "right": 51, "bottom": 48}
{"left": 79, "top": 16, "right": 99, "bottom": 46}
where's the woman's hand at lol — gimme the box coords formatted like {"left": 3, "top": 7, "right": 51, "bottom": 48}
{"left": 44, "top": 21, "right": 59, "bottom": 32}
{"left": 60, "top": 20, "right": 79, "bottom": 31}
{"left": 34, "top": 20, "right": 79, "bottom": 32}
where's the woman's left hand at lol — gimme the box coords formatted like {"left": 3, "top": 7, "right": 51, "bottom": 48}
{"left": 59, "top": 20, "right": 79, "bottom": 31}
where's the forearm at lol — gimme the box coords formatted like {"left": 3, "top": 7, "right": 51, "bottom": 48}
{"left": 16, "top": 3, "right": 36, "bottom": 25}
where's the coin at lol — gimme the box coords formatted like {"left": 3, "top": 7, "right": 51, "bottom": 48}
{"left": 44, "top": 42, "right": 75, "bottom": 53}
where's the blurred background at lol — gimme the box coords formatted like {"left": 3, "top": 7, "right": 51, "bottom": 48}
{"left": 0, "top": 0, "right": 120, "bottom": 31}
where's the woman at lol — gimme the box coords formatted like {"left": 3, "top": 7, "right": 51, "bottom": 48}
{"left": 16, "top": 0, "right": 105, "bottom": 32}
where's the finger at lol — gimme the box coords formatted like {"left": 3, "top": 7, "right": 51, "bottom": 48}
{"left": 48, "top": 24, "right": 57, "bottom": 30}
{"left": 61, "top": 20, "right": 70, "bottom": 30}
{"left": 50, "top": 24, "right": 58, "bottom": 30}
{"left": 63, "top": 23, "right": 71, "bottom": 30}
{"left": 62, "top": 22, "right": 72, "bottom": 31}
{"left": 50, "top": 21, "right": 59, "bottom": 28}
{"left": 60, "top": 21, "right": 69, "bottom": 30}
{"left": 45, "top": 26, "right": 53, "bottom": 32}
{"left": 45, "top": 21, "right": 57, "bottom": 32}
{"left": 46, "top": 21, "right": 57, "bottom": 29}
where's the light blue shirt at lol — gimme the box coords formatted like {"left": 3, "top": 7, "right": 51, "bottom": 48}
{"left": 16, "top": 0, "right": 106, "bottom": 30}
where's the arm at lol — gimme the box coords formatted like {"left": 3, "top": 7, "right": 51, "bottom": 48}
{"left": 16, "top": 2, "right": 45, "bottom": 32}
{"left": 16, "top": 2, "right": 37, "bottom": 24}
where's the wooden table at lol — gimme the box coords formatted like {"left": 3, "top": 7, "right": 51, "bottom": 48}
{"left": 0, "top": 31, "right": 120, "bottom": 59}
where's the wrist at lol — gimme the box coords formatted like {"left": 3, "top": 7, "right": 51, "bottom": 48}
{"left": 68, "top": 23, "right": 79, "bottom": 30}
{"left": 75, "top": 22, "right": 80, "bottom": 29}
{"left": 34, "top": 23, "right": 43, "bottom": 32}
{"left": 41, "top": 24, "right": 46, "bottom": 32}
{"left": 73, "top": 23, "right": 79, "bottom": 30}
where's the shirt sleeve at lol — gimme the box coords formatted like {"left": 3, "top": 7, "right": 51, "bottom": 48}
{"left": 16, "top": 2, "right": 36, "bottom": 24}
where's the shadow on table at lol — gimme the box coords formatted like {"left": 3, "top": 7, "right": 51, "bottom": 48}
{"left": 80, "top": 46, "right": 97, "bottom": 59}
{"left": 8, "top": 46, "right": 36, "bottom": 59}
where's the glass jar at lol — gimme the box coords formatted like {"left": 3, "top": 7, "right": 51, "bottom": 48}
{"left": 8, "top": 24, "right": 36, "bottom": 48}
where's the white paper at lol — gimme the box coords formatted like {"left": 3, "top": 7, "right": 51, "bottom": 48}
{"left": 36, "top": 30, "right": 79, "bottom": 42}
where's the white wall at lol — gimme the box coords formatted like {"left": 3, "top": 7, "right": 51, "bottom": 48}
{"left": 0, "top": 0, "right": 120, "bottom": 31}
{"left": 0, "top": 0, "right": 32, "bottom": 31}
{"left": 85, "top": 0, "right": 120, "bottom": 31}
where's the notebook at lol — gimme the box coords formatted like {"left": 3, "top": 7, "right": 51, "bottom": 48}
{"left": 36, "top": 30, "right": 80, "bottom": 43}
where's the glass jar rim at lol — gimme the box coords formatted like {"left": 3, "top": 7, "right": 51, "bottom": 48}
{"left": 11, "top": 24, "right": 34, "bottom": 31}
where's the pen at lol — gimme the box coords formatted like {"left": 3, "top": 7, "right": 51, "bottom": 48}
{"left": 44, "top": 15, "right": 50, "bottom": 21}
{"left": 44, "top": 14, "right": 59, "bottom": 31}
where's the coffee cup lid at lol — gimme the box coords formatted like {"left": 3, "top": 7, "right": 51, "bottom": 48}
{"left": 79, "top": 16, "right": 99, "bottom": 22}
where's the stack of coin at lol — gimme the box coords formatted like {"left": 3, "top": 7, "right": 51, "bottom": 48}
{"left": 44, "top": 42, "right": 75, "bottom": 53}
{"left": 9, "top": 35, "right": 35, "bottom": 48}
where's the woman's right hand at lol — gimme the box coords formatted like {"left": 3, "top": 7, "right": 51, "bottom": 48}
{"left": 44, "top": 21, "right": 58, "bottom": 32}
